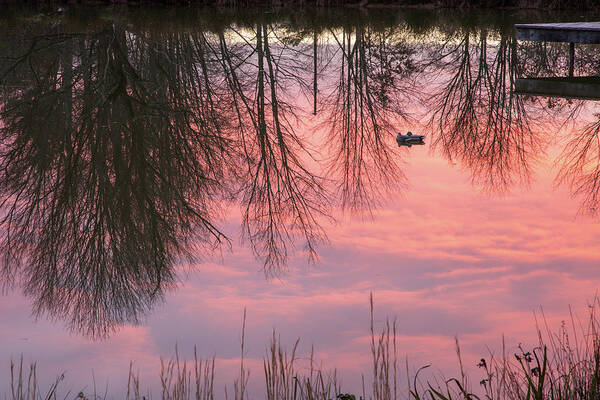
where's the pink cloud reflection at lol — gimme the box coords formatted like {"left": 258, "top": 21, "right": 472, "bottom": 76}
{"left": 3, "top": 125, "right": 600, "bottom": 398}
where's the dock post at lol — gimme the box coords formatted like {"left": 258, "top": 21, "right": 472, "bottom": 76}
{"left": 569, "top": 42, "right": 575, "bottom": 77}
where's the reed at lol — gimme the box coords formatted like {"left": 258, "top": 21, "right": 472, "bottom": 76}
{"left": 9, "top": 356, "right": 65, "bottom": 400}
{"left": 370, "top": 293, "right": 398, "bottom": 400}
{"left": 416, "top": 298, "right": 600, "bottom": 400}
{"left": 7, "top": 297, "right": 600, "bottom": 399}
{"left": 264, "top": 333, "right": 339, "bottom": 400}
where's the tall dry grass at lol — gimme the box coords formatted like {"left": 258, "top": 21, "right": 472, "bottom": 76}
{"left": 264, "top": 333, "right": 340, "bottom": 400}
{"left": 8, "top": 356, "right": 66, "bottom": 400}
{"left": 408, "top": 298, "right": 600, "bottom": 400}
{"left": 126, "top": 347, "right": 215, "bottom": 400}
{"left": 8, "top": 295, "right": 600, "bottom": 399}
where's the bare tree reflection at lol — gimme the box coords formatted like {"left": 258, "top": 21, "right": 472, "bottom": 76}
{"left": 0, "top": 27, "right": 229, "bottom": 337}
{"left": 428, "top": 29, "right": 543, "bottom": 192}
{"left": 557, "top": 113, "right": 600, "bottom": 216}
{"left": 218, "top": 23, "right": 328, "bottom": 274}
{"left": 322, "top": 25, "right": 417, "bottom": 211}
{"left": 0, "top": 12, "right": 426, "bottom": 336}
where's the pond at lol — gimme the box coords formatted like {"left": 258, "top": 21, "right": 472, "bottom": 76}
{"left": 1, "top": 4, "right": 600, "bottom": 398}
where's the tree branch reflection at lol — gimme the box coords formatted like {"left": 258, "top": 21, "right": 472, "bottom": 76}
{"left": 428, "top": 29, "right": 543, "bottom": 192}
{"left": 217, "top": 24, "right": 328, "bottom": 274}
{"left": 0, "top": 26, "right": 229, "bottom": 337}
{"left": 0, "top": 11, "right": 477, "bottom": 337}
{"left": 322, "top": 25, "right": 416, "bottom": 211}
{"left": 557, "top": 114, "right": 600, "bottom": 216}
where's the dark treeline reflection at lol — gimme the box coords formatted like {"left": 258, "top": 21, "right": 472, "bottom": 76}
{"left": 0, "top": 6, "right": 599, "bottom": 336}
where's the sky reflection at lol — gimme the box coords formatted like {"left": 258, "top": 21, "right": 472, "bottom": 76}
{"left": 3, "top": 128, "right": 600, "bottom": 397}
{"left": 2, "top": 5, "right": 600, "bottom": 399}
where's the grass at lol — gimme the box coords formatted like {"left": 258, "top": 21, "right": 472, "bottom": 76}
{"left": 7, "top": 295, "right": 600, "bottom": 400}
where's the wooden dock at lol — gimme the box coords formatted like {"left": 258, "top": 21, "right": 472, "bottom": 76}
{"left": 515, "top": 22, "right": 600, "bottom": 44}
{"left": 515, "top": 22, "right": 600, "bottom": 77}
{"left": 514, "top": 77, "right": 600, "bottom": 100}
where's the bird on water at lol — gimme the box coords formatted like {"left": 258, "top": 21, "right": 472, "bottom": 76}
{"left": 396, "top": 131, "right": 425, "bottom": 147}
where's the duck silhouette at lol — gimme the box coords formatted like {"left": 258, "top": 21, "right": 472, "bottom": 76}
{"left": 396, "top": 131, "right": 425, "bottom": 147}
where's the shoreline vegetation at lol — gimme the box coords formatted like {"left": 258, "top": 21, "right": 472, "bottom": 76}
{"left": 0, "top": 0, "right": 599, "bottom": 10}
{"left": 7, "top": 295, "right": 600, "bottom": 400}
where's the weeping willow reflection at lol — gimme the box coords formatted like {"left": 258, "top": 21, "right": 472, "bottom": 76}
{"left": 428, "top": 28, "right": 544, "bottom": 191}
{"left": 322, "top": 25, "right": 417, "bottom": 210}
{"left": 0, "top": 27, "right": 230, "bottom": 337}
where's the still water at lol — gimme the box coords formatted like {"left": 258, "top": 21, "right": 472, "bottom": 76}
{"left": 1, "top": 4, "right": 600, "bottom": 398}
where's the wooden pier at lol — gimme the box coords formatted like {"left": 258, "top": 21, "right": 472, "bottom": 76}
{"left": 515, "top": 22, "right": 600, "bottom": 77}
{"left": 514, "top": 77, "right": 600, "bottom": 100}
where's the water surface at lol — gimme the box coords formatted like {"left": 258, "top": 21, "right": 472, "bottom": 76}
{"left": 1, "top": 5, "right": 600, "bottom": 397}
